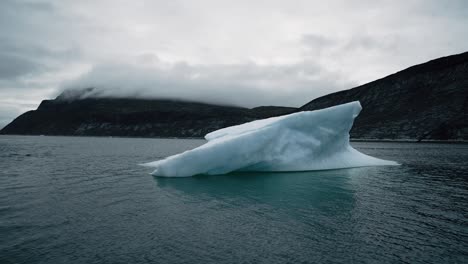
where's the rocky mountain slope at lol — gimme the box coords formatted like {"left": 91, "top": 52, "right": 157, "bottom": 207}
{"left": 1, "top": 51, "right": 467, "bottom": 140}
{"left": 0, "top": 95, "right": 295, "bottom": 138}
{"left": 301, "top": 51, "right": 468, "bottom": 141}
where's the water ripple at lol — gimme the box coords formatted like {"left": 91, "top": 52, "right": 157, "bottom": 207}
{"left": 0, "top": 136, "right": 467, "bottom": 264}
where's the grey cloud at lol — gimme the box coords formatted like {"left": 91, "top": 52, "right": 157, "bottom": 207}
{"left": 62, "top": 59, "right": 355, "bottom": 107}
{"left": 0, "top": 40, "right": 80, "bottom": 84}
{"left": 0, "top": 0, "right": 57, "bottom": 38}
{"left": 301, "top": 35, "right": 335, "bottom": 55}
{"left": 414, "top": 0, "right": 468, "bottom": 19}
{"left": 0, "top": 39, "right": 81, "bottom": 62}
{"left": 301, "top": 33, "right": 398, "bottom": 55}
{"left": 0, "top": 0, "right": 467, "bottom": 127}
{"left": 0, "top": 53, "right": 42, "bottom": 79}
{"left": 343, "top": 35, "right": 398, "bottom": 52}
{"left": 0, "top": 0, "right": 81, "bottom": 85}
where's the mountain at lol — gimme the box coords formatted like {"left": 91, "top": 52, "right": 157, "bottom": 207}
{"left": 0, "top": 94, "right": 296, "bottom": 138}
{"left": 1, "top": 52, "right": 467, "bottom": 141}
{"left": 300, "top": 51, "right": 468, "bottom": 141}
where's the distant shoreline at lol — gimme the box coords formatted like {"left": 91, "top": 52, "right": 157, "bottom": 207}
{"left": 350, "top": 138, "right": 468, "bottom": 144}
{"left": 1, "top": 134, "right": 467, "bottom": 144}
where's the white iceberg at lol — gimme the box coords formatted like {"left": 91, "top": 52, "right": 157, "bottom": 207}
{"left": 142, "top": 101, "right": 398, "bottom": 177}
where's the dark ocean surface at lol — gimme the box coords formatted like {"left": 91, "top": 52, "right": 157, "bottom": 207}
{"left": 0, "top": 135, "right": 467, "bottom": 263}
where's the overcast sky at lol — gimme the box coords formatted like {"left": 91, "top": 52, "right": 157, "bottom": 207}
{"left": 1, "top": 0, "right": 467, "bottom": 128}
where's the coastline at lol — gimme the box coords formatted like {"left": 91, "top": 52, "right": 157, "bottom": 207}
{"left": 1, "top": 134, "right": 467, "bottom": 144}
{"left": 350, "top": 138, "right": 468, "bottom": 144}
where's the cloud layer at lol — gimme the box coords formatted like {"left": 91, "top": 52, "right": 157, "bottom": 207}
{"left": 1, "top": 0, "right": 467, "bottom": 127}
{"left": 62, "top": 58, "right": 354, "bottom": 107}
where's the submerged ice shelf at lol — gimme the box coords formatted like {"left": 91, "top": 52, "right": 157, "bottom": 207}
{"left": 142, "top": 101, "right": 398, "bottom": 177}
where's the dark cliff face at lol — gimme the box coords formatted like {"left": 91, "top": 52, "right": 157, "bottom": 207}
{"left": 0, "top": 97, "right": 296, "bottom": 138}
{"left": 301, "top": 52, "right": 468, "bottom": 141}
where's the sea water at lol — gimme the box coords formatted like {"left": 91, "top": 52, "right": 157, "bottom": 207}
{"left": 0, "top": 135, "right": 467, "bottom": 263}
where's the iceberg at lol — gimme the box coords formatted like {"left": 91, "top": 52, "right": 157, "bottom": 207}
{"left": 142, "top": 101, "right": 398, "bottom": 177}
